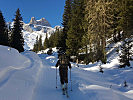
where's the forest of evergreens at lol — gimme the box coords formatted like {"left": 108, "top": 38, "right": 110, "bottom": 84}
{"left": 36, "top": 0, "right": 133, "bottom": 66}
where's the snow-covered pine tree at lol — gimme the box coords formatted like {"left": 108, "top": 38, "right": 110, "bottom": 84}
{"left": 99, "top": 66, "right": 104, "bottom": 73}
{"left": 124, "top": 80, "right": 128, "bottom": 87}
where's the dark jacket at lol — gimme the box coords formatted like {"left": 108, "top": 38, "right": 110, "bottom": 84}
{"left": 55, "top": 60, "right": 71, "bottom": 69}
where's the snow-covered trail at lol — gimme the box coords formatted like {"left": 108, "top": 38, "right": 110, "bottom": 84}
{"left": 31, "top": 54, "right": 133, "bottom": 100}
{"left": 32, "top": 54, "right": 69, "bottom": 100}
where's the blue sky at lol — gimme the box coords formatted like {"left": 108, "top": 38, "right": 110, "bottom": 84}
{"left": 0, "top": 0, "right": 66, "bottom": 27}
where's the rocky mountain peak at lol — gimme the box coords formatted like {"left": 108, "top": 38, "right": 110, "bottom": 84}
{"left": 29, "top": 17, "right": 37, "bottom": 24}
{"left": 29, "top": 17, "right": 51, "bottom": 27}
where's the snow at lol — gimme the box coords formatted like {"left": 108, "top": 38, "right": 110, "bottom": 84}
{"left": 0, "top": 45, "right": 43, "bottom": 100}
{"left": 0, "top": 45, "right": 133, "bottom": 100}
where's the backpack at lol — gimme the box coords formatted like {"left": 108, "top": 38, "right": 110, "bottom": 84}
{"left": 59, "top": 54, "right": 68, "bottom": 65}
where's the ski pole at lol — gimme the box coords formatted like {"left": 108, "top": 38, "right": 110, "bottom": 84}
{"left": 70, "top": 68, "right": 72, "bottom": 91}
{"left": 56, "top": 67, "right": 57, "bottom": 88}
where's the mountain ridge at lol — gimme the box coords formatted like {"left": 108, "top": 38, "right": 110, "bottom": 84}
{"left": 29, "top": 17, "right": 51, "bottom": 27}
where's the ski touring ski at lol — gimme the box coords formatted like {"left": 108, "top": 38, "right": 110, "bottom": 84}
{"left": 62, "top": 88, "right": 65, "bottom": 95}
{"left": 61, "top": 83, "right": 69, "bottom": 98}
{"left": 62, "top": 88, "right": 69, "bottom": 98}
{"left": 65, "top": 88, "right": 69, "bottom": 98}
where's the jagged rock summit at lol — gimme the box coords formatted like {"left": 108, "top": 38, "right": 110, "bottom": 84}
{"left": 23, "top": 17, "right": 54, "bottom": 33}
{"left": 29, "top": 17, "right": 51, "bottom": 27}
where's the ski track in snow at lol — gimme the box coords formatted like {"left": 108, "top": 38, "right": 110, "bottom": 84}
{"left": 0, "top": 59, "right": 30, "bottom": 88}
{"left": 22, "top": 51, "right": 44, "bottom": 100}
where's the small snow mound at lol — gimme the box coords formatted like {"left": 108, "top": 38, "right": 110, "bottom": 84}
{"left": 126, "top": 90, "right": 133, "bottom": 94}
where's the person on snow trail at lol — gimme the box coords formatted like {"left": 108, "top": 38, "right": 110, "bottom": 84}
{"left": 55, "top": 53, "right": 71, "bottom": 91}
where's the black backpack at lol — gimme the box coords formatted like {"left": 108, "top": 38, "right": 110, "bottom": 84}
{"left": 59, "top": 54, "right": 68, "bottom": 65}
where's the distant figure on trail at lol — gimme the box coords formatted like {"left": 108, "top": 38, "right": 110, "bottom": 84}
{"left": 55, "top": 53, "right": 71, "bottom": 91}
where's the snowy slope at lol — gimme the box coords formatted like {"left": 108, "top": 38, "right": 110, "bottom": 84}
{"left": 0, "top": 44, "right": 133, "bottom": 100}
{"left": 0, "top": 45, "right": 43, "bottom": 100}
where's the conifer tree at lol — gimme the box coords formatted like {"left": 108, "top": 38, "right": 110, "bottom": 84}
{"left": 44, "top": 33, "right": 49, "bottom": 49}
{"left": 96, "top": 0, "right": 114, "bottom": 63}
{"left": 33, "top": 36, "right": 39, "bottom": 53}
{"left": 54, "top": 28, "right": 60, "bottom": 47}
{"left": 48, "top": 33, "right": 54, "bottom": 48}
{"left": 0, "top": 10, "right": 8, "bottom": 46}
{"left": 58, "top": 29, "right": 65, "bottom": 48}
{"left": 84, "top": 0, "right": 114, "bottom": 63}
{"left": 119, "top": 39, "right": 133, "bottom": 68}
{"left": 62, "top": 0, "right": 72, "bottom": 52}
{"left": 54, "top": 28, "right": 64, "bottom": 48}
{"left": 66, "top": 0, "right": 85, "bottom": 57}
{"left": 48, "top": 28, "right": 63, "bottom": 48}
{"left": 10, "top": 8, "right": 24, "bottom": 52}
{"left": 118, "top": 0, "right": 133, "bottom": 39}
{"left": 38, "top": 35, "right": 43, "bottom": 51}
{"left": 110, "top": 0, "right": 123, "bottom": 42}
